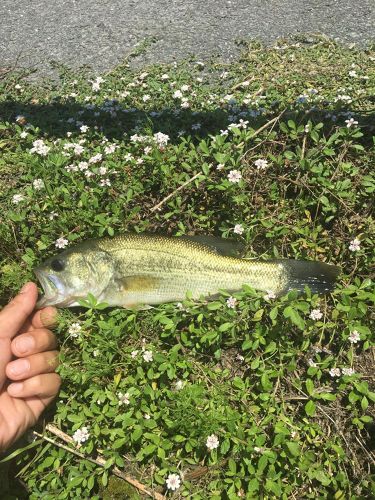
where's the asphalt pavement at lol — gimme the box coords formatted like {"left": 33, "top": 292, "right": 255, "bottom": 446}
{"left": 1, "top": 1, "right": 374, "bottom": 77}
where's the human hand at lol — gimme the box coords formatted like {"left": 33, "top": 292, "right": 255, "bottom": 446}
{"left": 0, "top": 282, "right": 61, "bottom": 453}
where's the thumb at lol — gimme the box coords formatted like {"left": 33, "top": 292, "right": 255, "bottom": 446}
{"left": 0, "top": 283, "right": 38, "bottom": 340}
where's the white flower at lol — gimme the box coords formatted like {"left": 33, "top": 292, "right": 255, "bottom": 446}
{"left": 93, "top": 349, "right": 100, "bottom": 357}
{"left": 12, "top": 193, "right": 25, "bottom": 204}
{"left": 173, "top": 90, "right": 183, "bottom": 99}
{"left": 304, "top": 124, "right": 310, "bottom": 133}
{"left": 33, "top": 178, "right": 45, "bottom": 190}
{"left": 254, "top": 158, "right": 269, "bottom": 170}
{"left": 78, "top": 161, "right": 89, "bottom": 171}
{"left": 161, "top": 74, "right": 169, "bottom": 80}
{"left": 241, "top": 80, "right": 250, "bottom": 87}
{"left": 345, "top": 118, "right": 358, "bottom": 128}
{"left": 166, "top": 473, "right": 181, "bottom": 491}
{"left": 91, "top": 76, "right": 104, "bottom": 92}
{"left": 174, "top": 380, "right": 184, "bottom": 391}
{"left": 14, "top": 84, "right": 22, "bottom": 90}
{"left": 117, "top": 391, "right": 130, "bottom": 406}
{"left": 227, "top": 170, "right": 242, "bottom": 183}
{"left": 80, "top": 125, "right": 89, "bottom": 133}
{"left": 73, "top": 144, "right": 85, "bottom": 155}
{"left": 181, "top": 100, "right": 190, "bottom": 108}
{"left": 142, "top": 94, "right": 150, "bottom": 102}
{"left": 196, "top": 77, "right": 203, "bottom": 82}
{"left": 349, "top": 238, "right": 361, "bottom": 252}
{"left": 139, "top": 72, "right": 148, "bottom": 80}
{"left": 68, "top": 322, "right": 82, "bottom": 337}
{"left": 180, "top": 84, "right": 190, "bottom": 91}
{"left": 72, "top": 426, "right": 90, "bottom": 445}
{"left": 220, "top": 129, "right": 229, "bottom": 136}
{"left": 226, "top": 296, "right": 237, "bottom": 309}
{"left": 89, "top": 153, "right": 103, "bottom": 164}
{"left": 238, "top": 119, "right": 249, "bottom": 129}
{"left": 264, "top": 290, "right": 276, "bottom": 300}
{"left": 144, "top": 413, "right": 151, "bottom": 419}
{"left": 99, "top": 178, "right": 111, "bottom": 187}
{"left": 233, "top": 224, "right": 244, "bottom": 235}
{"left": 206, "top": 434, "right": 219, "bottom": 451}
{"left": 329, "top": 367, "right": 341, "bottom": 377}
{"left": 348, "top": 70, "right": 358, "bottom": 78}
{"left": 335, "top": 94, "right": 352, "bottom": 103}
{"left": 131, "top": 350, "right": 139, "bottom": 358}
{"left": 153, "top": 132, "right": 169, "bottom": 147}
{"left": 142, "top": 350, "right": 153, "bottom": 362}
{"left": 48, "top": 211, "right": 58, "bottom": 220}
{"left": 55, "top": 237, "right": 69, "bottom": 249}
{"left": 342, "top": 367, "right": 355, "bottom": 376}
{"left": 296, "top": 94, "right": 309, "bottom": 104}
{"left": 216, "top": 163, "right": 225, "bottom": 171}
{"left": 309, "top": 309, "right": 323, "bottom": 321}
{"left": 104, "top": 144, "right": 117, "bottom": 154}
{"left": 98, "top": 166, "right": 108, "bottom": 176}
{"left": 308, "top": 358, "right": 317, "bottom": 368}
{"left": 348, "top": 330, "right": 361, "bottom": 344}
{"left": 20, "top": 131, "right": 28, "bottom": 138}
{"left": 30, "top": 139, "right": 50, "bottom": 156}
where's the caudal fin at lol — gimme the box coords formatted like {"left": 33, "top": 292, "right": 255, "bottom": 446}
{"left": 277, "top": 260, "right": 340, "bottom": 295}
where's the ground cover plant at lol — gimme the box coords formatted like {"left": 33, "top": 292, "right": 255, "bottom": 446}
{"left": 0, "top": 35, "right": 374, "bottom": 498}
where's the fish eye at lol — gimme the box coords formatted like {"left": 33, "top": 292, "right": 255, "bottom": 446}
{"left": 51, "top": 259, "right": 65, "bottom": 272}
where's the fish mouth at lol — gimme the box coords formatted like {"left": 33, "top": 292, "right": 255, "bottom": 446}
{"left": 34, "top": 268, "right": 66, "bottom": 308}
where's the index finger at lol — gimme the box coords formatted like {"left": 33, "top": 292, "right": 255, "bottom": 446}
{"left": 21, "top": 307, "right": 58, "bottom": 333}
{"left": 0, "top": 283, "right": 38, "bottom": 340}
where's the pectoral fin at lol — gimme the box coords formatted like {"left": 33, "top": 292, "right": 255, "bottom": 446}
{"left": 122, "top": 303, "right": 155, "bottom": 310}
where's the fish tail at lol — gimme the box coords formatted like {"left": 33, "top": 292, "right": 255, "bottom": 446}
{"left": 277, "top": 260, "right": 340, "bottom": 295}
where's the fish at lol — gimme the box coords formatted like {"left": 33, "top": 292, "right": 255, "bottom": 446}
{"left": 34, "top": 234, "right": 340, "bottom": 309}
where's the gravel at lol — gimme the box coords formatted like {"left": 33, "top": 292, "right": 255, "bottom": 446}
{"left": 1, "top": 0, "right": 374, "bottom": 77}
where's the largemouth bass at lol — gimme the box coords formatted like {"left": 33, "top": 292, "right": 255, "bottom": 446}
{"left": 34, "top": 234, "right": 340, "bottom": 309}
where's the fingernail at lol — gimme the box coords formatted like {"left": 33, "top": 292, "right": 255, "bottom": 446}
{"left": 15, "top": 335, "right": 35, "bottom": 354}
{"left": 8, "top": 382, "right": 23, "bottom": 395}
{"left": 40, "top": 308, "right": 58, "bottom": 327}
{"left": 20, "top": 282, "right": 34, "bottom": 294}
{"left": 8, "top": 359, "right": 30, "bottom": 376}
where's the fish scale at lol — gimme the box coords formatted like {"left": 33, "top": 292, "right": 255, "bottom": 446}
{"left": 34, "top": 234, "right": 340, "bottom": 309}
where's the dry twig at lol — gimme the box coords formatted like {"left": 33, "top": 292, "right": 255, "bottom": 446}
{"left": 150, "top": 172, "right": 202, "bottom": 213}
{"left": 33, "top": 425, "right": 165, "bottom": 500}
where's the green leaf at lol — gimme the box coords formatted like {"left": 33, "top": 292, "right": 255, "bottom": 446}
{"left": 252, "top": 309, "right": 264, "bottom": 321}
{"left": 305, "top": 379, "right": 315, "bottom": 396}
{"left": 361, "top": 396, "right": 369, "bottom": 411}
{"left": 305, "top": 400, "right": 316, "bottom": 416}
{"left": 286, "top": 441, "right": 300, "bottom": 457}
{"left": 283, "top": 306, "right": 306, "bottom": 330}
{"left": 219, "top": 322, "right": 233, "bottom": 332}
{"left": 313, "top": 469, "right": 331, "bottom": 486}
